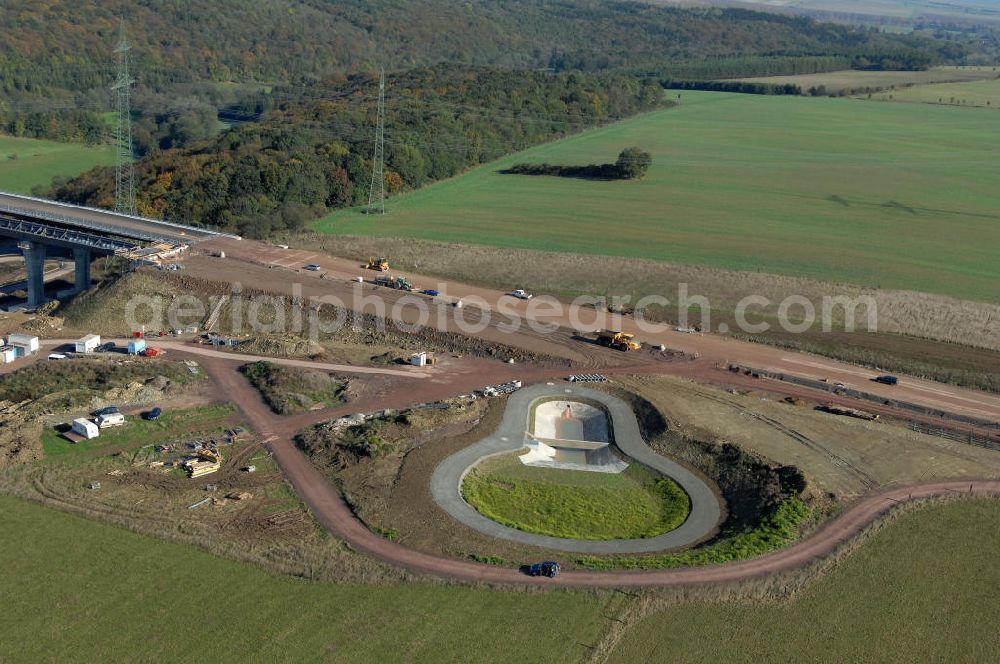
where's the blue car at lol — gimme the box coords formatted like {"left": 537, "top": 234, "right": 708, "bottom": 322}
{"left": 423, "top": 289, "right": 440, "bottom": 297}
{"left": 144, "top": 407, "right": 162, "bottom": 421}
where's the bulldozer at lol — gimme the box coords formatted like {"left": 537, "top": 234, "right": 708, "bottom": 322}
{"left": 365, "top": 257, "right": 390, "bottom": 272}
{"left": 595, "top": 330, "right": 641, "bottom": 352}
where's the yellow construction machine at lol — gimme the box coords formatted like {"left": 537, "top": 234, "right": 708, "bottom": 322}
{"left": 595, "top": 330, "right": 641, "bottom": 352}
{"left": 365, "top": 257, "right": 390, "bottom": 272}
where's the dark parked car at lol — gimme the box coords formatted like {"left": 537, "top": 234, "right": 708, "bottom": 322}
{"left": 524, "top": 561, "right": 561, "bottom": 578}
{"left": 423, "top": 289, "right": 440, "bottom": 297}
{"left": 144, "top": 407, "right": 162, "bottom": 421}
{"left": 874, "top": 375, "right": 899, "bottom": 386}
{"left": 98, "top": 342, "right": 116, "bottom": 353}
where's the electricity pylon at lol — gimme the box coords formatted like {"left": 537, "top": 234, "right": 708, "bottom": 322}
{"left": 365, "top": 67, "right": 386, "bottom": 215}
{"left": 111, "top": 18, "right": 136, "bottom": 216}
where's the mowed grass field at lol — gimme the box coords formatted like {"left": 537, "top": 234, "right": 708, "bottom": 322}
{"left": 610, "top": 499, "right": 1000, "bottom": 663}
{"left": 0, "top": 135, "right": 114, "bottom": 194}
{"left": 462, "top": 454, "right": 690, "bottom": 540}
{"left": 315, "top": 91, "right": 1000, "bottom": 302}
{"left": 2, "top": 494, "right": 997, "bottom": 662}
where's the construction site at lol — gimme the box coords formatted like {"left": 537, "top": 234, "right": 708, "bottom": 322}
{"left": 0, "top": 194, "right": 994, "bottom": 589}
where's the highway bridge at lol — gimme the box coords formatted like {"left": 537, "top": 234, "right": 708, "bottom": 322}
{"left": 0, "top": 191, "right": 238, "bottom": 307}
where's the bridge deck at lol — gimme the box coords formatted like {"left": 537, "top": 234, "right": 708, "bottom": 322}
{"left": 0, "top": 192, "right": 237, "bottom": 244}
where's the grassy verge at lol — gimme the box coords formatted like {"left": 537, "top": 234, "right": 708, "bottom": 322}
{"left": 0, "top": 494, "right": 610, "bottom": 663}
{"left": 41, "top": 404, "right": 236, "bottom": 459}
{"left": 576, "top": 496, "right": 811, "bottom": 569}
{"left": 239, "top": 360, "right": 345, "bottom": 415}
{"left": 462, "top": 454, "right": 690, "bottom": 540}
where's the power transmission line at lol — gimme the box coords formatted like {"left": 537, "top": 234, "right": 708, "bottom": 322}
{"left": 111, "top": 18, "right": 136, "bottom": 216}
{"left": 364, "top": 67, "right": 386, "bottom": 216}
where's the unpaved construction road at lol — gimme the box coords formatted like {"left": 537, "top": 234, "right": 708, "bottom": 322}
{"left": 196, "top": 352, "right": 1000, "bottom": 588}
{"left": 194, "top": 240, "right": 1000, "bottom": 424}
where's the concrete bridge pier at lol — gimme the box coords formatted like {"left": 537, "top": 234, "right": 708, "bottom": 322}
{"left": 73, "top": 246, "right": 92, "bottom": 291}
{"left": 20, "top": 240, "right": 46, "bottom": 308}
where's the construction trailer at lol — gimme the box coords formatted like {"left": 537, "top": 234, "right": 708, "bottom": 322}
{"left": 127, "top": 338, "right": 147, "bottom": 355}
{"left": 96, "top": 412, "right": 126, "bottom": 428}
{"left": 8, "top": 333, "right": 40, "bottom": 357}
{"left": 71, "top": 418, "right": 100, "bottom": 440}
{"left": 0, "top": 346, "right": 15, "bottom": 364}
{"left": 75, "top": 334, "right": 102, "bottom": 353}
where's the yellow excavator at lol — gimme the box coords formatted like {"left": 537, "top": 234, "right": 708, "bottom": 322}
{"left": 595, "top": 330, "right": 641, "bottom": 352}
{"left": 364, "top": 257, "right": 390, "bottom": 272}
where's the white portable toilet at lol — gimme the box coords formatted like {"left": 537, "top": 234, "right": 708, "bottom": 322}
{"left": 0, "top": 346, "right": 15, "bottom": 364}
{"left": 75, "top": 334, "right": 101, "bottom": 353}
{"left": 71, "top": 418, "right": 100, "bottom": 440}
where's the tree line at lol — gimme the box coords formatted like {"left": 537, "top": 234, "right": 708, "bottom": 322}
{"left": 505, "top": 147, "right": 653, "bottom": 180}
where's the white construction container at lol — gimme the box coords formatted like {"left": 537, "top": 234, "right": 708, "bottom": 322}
{"left": 71, "top": 418, "right": 100, "bottom": 440}
{"left": 75, "top": 334, "right": 101, "bottom": 353}
{"left": 96, "top": 412, "right": 125, "bottom": 428}
{"left": 410, "top": 352, "right": 428, "bottom": 367}
{"left": 0, "top": 346, "right": 14, "bottom": 364}
{"left": 8, "top": 333, "right": 39, "bottom": 356}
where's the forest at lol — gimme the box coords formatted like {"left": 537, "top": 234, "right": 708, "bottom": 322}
{"left": 5, "top": 0, "right": 996, "bottom": 240}
{"left": 44, "top": 66, "right": 665, "bottom": 238}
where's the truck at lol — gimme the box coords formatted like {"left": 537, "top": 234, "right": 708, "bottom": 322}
{"left": 373, "top": 275, "right": 413, "bottom": 291}
{"left": 595, "top": 330, "right": 641, "bottom": 352}
{"left": 508, "top": 289, "right": 533, "bottom": 300}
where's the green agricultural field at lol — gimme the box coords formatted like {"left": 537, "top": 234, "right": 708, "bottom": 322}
{"left": 315, "top": 91, "right": 1000, "bottom": 302}
{"left": 0, "top": 135, "right": 114, "bottom": 194}
{"left": 724, "top": 66, "right": 998, "bottom": 94}
{"left": 0, "top": 494, "right": 610, "bottom": 663}
{"left": 609, "top": 499, "right": 1000, "bottom": 663}
{"left": 868, "top": 77, "right": 1000, "bottom": 108}
{"left": 1, "top": 494, "right": 997, "bottom": 662}
{"left": 462, "top": 454, "right": 690, "bottom": 540}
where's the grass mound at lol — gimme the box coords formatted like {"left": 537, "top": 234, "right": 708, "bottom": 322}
{"left": 461, "top": 454, "right": 689, "bottom": 540}
{"left": 240, "top": 361, "right": 345, "bottom": 415}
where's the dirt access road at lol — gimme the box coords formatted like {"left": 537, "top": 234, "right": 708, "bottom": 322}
{"left": 196, "top": 352, "right": 999, "bottom": 588}
{"left": 198, "top": 238, "right": 1000, "bottom": 424}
